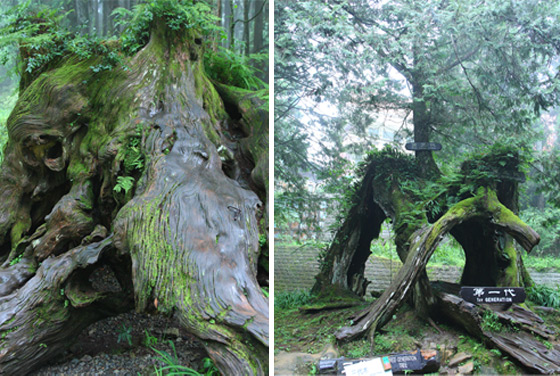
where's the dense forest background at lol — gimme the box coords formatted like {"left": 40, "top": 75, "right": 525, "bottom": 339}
{"left": 0, "top": 0, "right": 268, "bottom": 161}
{"left": 275, "top": 0, "right": 560, "bottom": 262}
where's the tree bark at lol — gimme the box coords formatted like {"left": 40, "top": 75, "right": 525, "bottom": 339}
{"left": 223, "top": 0, "right": 233, "bottom": 49}
{"left": 243, "top": 0, "right": 250, "bottom": 56}
{"left": 312, "top": 165, "right": 386, "bottom": 298}
{"left": 0, "top": 18, "right": 268, "bottom": 375}
{"left": 435, "top": 292, "right": 560, "bottom": 374}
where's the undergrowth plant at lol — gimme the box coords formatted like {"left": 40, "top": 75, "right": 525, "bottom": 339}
{"left": 116, "top": 324, "right": 133, "bottom": 346}
{"left": 153, "top": 340, "right": 220, "bottom": 376}
{"left": 204, "top": 47, "right": 267, "bottom": 90}
{"left": 481, "top": 311, "right": 504, "bottom": 333}
{"left": 527, "top": 285, "right": 560, "bottom": 308}
{"left": 275, "top": 289, "right": 313, "bottom": 310}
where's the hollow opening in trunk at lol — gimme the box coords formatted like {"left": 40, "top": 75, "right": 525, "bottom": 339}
{"left": 46, "top": 141, "right": 63, "bottom": 160}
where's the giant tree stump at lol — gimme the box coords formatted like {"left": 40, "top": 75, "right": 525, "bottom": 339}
{"left": 335, "top": 188, "right": 539, "bottom": 342}
{"left": 0, "top": 17, "right": 268, "bottom": 375}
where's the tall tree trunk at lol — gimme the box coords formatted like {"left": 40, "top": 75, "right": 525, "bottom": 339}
{"left": 252, "top": 0, "right": 264, "bottom": 54}
{"left": 252, "top": 0, "right": 266, "bottom": 81}
{"left": 213, "top": 0, "right": 222, "bottom": 52}
{"left": 411, "top": 78, "right": 439, "bottom": 178}
{"left": 0, "top": 18, "right": 268, "bottom": 376}
{"left": 243, "top": 0, "right": 250, "bottom": 56}
{"left": 89, "top": 0, "right": 97, "bottom": 35}
{"left": 97, "top": 0, "right": 104, "bottom": 36}
{"left": 223, "top": 0, "right": 233, "bottom": 49}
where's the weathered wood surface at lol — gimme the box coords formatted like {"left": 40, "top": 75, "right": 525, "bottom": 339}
{"left": 436, "top": 292, "right": 560, "bottom": 374}
{"left": 0, "top": 18, "right": 268, "bottom": 376}
{"left": 0, "top": 237, "right": 133, "bottom": 375}
{"left": 335, "top": 188, "right": 539, "bottom": 342}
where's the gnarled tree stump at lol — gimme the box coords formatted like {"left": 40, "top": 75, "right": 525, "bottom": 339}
{"left": 0, "top": 18, "right": 268, "bottom": 375}
{"left": 335, "top": 188, "right": 540, "bottom": 342}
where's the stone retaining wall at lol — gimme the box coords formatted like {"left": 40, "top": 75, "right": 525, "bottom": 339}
{"left": 275, "top": 246, "right": 560, "bottom": 293}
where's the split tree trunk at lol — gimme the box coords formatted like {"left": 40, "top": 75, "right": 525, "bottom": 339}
{"left": 0, "top": 18, "right": 268, "bottom": 375}
{"left": 334, "top": 188, "right": 540, "bottom": 342}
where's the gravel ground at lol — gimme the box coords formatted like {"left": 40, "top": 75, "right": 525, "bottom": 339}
{"left": 30, "top": 266, "right": 208, "bottom": 376}
{"left": 31, "top": 311, "right": 208, "bottom": 376}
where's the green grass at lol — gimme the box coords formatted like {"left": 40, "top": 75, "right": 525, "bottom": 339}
{"left": 152, "top": 341, "right": 220, "bottom": 376}
{"left": 524, "top": 254, "right": 560, "bottom": 273}
{"left": 275, "top": 289, "right": 314, "bottom": 311}
{"left": 275, "top": 293, "right": 369, "bottom": 355}
{"left": 527, "top": 284, "right": 560, "bottom": 308}
{"left": 369, "top": 236, "right": 465, "bottom": 269}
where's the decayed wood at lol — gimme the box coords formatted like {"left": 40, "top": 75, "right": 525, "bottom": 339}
{"left": 0, "top": 237, "right": 133, "bottom": 375}
{"left": 335, "top": 188, "right": 540, "bottom": 342}
{"left": 0, "top": 18, "right": 268, "bottom": 376}
{"left": 436, "top": 292, "right": 560, "bottom": 374}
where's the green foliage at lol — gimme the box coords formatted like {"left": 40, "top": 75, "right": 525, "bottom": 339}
{"left": 114, "top": 176, "right": 135, "bottom": 194}
{"left": 521, "top": 206, "right": 560, "bottom": 256}
{"left": 143, "top": 330, "right": 158, "bottom": 347}
{"left": 275, "top": 289, "right": 313, "bottom": 311}
{"left": 481, "top": 311, "right": 504, "bottom": 333}
{"left": 0, "top": 0, "right": 223, "bottom": 79}
{"left": 114, "top": 0, "right": 220, "bottom": 55}
{"left": 275, "top": 0, "right": 559, "bottom": 248}
{"left": 114, "top": 130, "right": 145, "bottom": 196}
{"left": 527, "top": 285, "right": 560, "bottom": 309}
{"left": 153, "top": 340, "right": 220, "bottom": 376}
{"left": 116, "top": 324, "right": 133, "bottom": 346}
{"left": 370, "top": 238, "right": 398, "bottom": 260}
{"left": 0, "top": 2, "right": 68, "bottom": 72}
{"left": 123, "top": 134, "right": 145, "bottom": 174}
{"left": 427, "top": 240, "right": 465, "bottom": 268}
{"left": 200, "top": 357, "right": 220, "bottom": 376}
{"left": 258, "top": 233, "right": 267, "bottom": 248}
{"left": 204, "top": 47, "right": 267, "bottom": 90}
{"left": 524, "top": 254, "right": 560, "bottom": 273}
{"left": 8, "top": 253, "right": 23, "bottom": 266}
{"left": 343, "top": 339, "right": 370, "bottom": 358}
{"left": 261, "top": 287, "right": 269, "bottom": 298}
{"left": 0, "top": 2, "right": 126, "bottom": 76}
{"left": 532, "top": 149, "right": 560, "bottom": 208}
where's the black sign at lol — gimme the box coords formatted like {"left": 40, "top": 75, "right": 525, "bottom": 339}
{"left": 460, "top": 287, "right": 526, "bottom": 304}
{"left": 387, "top": 351, "right": 424, "bottom": 372}
{"left": 405, "top": 142, "right": 442, "bottom": 151}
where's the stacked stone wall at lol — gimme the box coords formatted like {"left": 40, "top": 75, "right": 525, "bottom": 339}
{"left": 274, "top": 246, "right": 560, "bottom": 294}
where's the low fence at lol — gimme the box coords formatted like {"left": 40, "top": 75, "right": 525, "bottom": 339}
{"left": 274, "top": 246, "right": 560, "bottom": 294}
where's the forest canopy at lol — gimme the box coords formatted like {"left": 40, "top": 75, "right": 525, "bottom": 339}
{"left": 275, "top": 0, "right": 560, "bottom": 255}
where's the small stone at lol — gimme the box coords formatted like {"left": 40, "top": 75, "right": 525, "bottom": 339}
{"left": 443, "top": 348, "right": 454, "bottom": 363}
{"left": 88, "top": 328, "right": 97, "bottom": 336}
{"left": 448, "top": 352, "right": 472, "bottom": 367}
{"left": 81, "top": 354, "right": 92, "bottom": 362}
{"left": 176, "top": 337, "right": 183, "bottom": 343}
{"left": 163, "top": 327, "right": 180, "bottom": 338}
{"left": 458, "top": 361, "right": 474, "bottom": 374}
{"left": 320, "top": 344, "right": 338, "bottom": 359}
